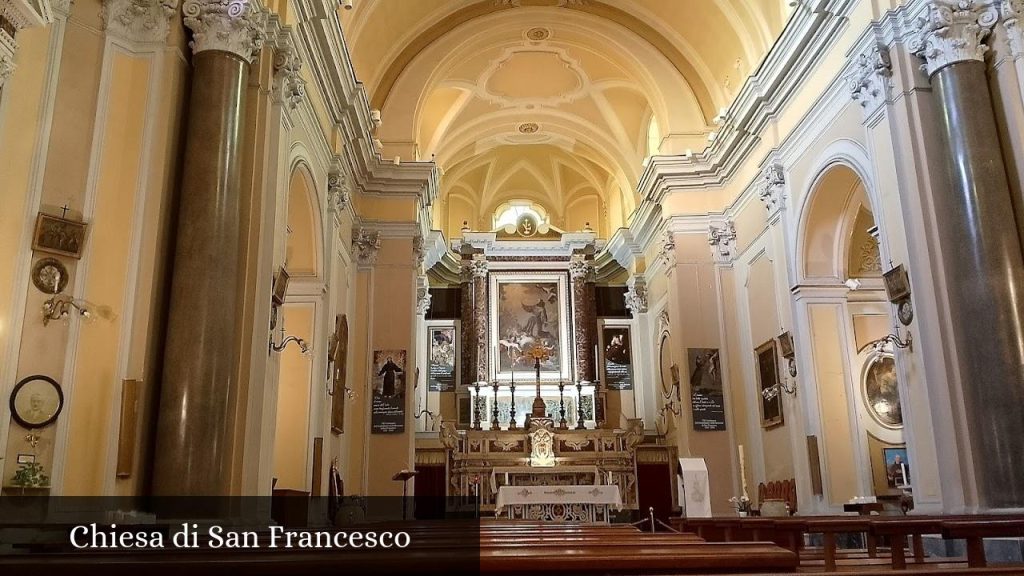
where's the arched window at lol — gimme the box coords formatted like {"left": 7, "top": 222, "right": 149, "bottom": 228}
{"left": 493, "top": 200, "right": 548, "bottom": 229}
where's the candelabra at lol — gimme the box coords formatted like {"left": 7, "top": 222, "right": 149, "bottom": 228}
{"left": 575, "top": 381, "right": 585, "bottom": 430}
{"left": 491, "top": 381, "right": 500, "bottom": 430}
{"left": 557, "top": 381, "right": 567, "bottom": 429}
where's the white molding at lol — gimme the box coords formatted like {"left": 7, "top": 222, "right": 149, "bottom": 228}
{"left": 0, "top": 13, "right": 66, "bottom": 487}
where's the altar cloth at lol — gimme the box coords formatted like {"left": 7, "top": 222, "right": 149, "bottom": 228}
{"left": 494, "top": 485, "right": 622, "bottom": 515}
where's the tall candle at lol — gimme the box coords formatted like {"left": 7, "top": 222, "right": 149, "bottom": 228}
{"left": 594, "top": 344, "right": 599, "bottom": 380}
{"left": 900, "top": 463, "right": 908, "bottom": 487}
{"left": 738, "top": 444, "right": 748, "bottom": 499}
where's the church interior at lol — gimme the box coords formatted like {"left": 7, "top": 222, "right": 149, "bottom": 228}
{"left": 2, "top": 0, "right": 1024, "bottom": 573}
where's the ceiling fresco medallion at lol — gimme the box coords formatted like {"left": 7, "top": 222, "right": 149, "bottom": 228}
{"left": 478, "top": 46, "right": 589, "bottom": 108}
{"left": 518, "top": 122, "right": 540, "bottom": 134}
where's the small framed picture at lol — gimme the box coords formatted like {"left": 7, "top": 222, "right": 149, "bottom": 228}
{"left": 16, "top": 454, "right": 36, "bottom": 464}
{"left": 10, "top": 375, "right": 64, "bottom": 429}
{"left": 272, "top": 267, "right": 290, "bottom": 305}
{"left": 778, "top": 331, "right": 794, "bottom": 358}
{"left": 883, "top": 264, "right": 911, "bottom": 303}
{"left": 33, "top": 213, "right": 87, "bottom": 259}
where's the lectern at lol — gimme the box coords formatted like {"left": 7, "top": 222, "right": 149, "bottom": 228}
{"left": 392, "top": 469, "right": 419, "bottom": 520}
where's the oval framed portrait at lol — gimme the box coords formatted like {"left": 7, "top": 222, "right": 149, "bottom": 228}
{"left": 10, "top": 375, "right": 64, "bottom": 429}
{"left": 659, "top": 332, "right": 673, "bottom": 396}
{"left": 863, "top": 354, "right": 902, "bottom": 428}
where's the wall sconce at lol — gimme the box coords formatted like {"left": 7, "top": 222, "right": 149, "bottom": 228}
{"left": 761, "top": 380, "right": 797, "bottom": 401}
{"left": 269, "top": 316, "right": 310, "bottom": 355}
{"left": 42, "top": 294, "right": 93, "bottom": 326}
{"left": 869, "top": 329, "right": 913, "bottom": 352}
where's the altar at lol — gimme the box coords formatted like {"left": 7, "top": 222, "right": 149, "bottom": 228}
{"left": 495, "top": 485, "right": 623, "bottom": 522}
{"left": 439, "top": 418, "right": 642, "bottom": 517}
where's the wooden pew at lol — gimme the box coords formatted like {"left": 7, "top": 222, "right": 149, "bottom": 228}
{"left": 941, "top": 519, "right": 1024, "bottom": 568}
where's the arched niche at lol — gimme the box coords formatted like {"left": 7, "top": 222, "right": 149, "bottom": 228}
{"left": 286, "top": 165, "right": 322, "bottom": 278}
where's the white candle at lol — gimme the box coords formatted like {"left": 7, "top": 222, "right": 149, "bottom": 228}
{"left": 900, "top": 463, "right": 908, "bottom": 486}
{"left": 738, "top": 444, "right": 748, "bottom": 499}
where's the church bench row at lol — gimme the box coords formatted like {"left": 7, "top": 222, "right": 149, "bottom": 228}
{"left": 671, "top": 515, "right": 1024, "bottom": 572}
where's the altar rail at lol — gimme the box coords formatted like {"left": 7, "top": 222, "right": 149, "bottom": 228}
{"left": 439, "top": 420, "right": 643, "bottom": 512}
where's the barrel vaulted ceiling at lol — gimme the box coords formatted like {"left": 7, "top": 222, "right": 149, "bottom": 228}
{"left": 340, "top": 0, "right": 789, "bottom": 233}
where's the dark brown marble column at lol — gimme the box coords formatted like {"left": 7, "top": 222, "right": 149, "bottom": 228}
{"left": 914, "top": 4, "right": 1024, "bottom": 509}
{"left": 153, "top": 2, "right": 264, "bottom": 496}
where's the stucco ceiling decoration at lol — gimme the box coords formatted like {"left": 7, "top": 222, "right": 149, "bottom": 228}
{"left": 478, "top": 46, "right": 589, "bottom": 108}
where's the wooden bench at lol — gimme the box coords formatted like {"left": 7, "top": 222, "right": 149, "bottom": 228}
{"left": 941, "top": 519, "right": 1024, "bottom": 568}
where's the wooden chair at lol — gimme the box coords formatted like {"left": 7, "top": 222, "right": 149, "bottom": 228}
{"left": 758, "top": 479, "right": 797, "bottom": 516}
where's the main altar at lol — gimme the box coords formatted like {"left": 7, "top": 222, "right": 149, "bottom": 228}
{"left": 421, "top": 221, "right": 646, "bottom": 523}
{"left": 440, "top": 417, "right": 642, "bottom": 522}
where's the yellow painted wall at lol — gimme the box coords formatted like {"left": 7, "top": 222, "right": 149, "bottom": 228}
{"left": 273, "top": 303, "right": 315, "bottom": 491}
{"left": 808, "top": 304, "right": 858, "bottom": 505}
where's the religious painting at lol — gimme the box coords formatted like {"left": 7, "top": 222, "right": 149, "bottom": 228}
{"left": 371, "top": 349, "right": 406, "bottom": 434}
{"left": 883, "top": 447, "right": 910, "bottom": 488}
{"left": 32, "top": 213, "right": 87, "bottom": 259}
{"left": 864, "top": 354, "right": 902, "bottom": 428}
{"left": 602, "top": 325, "right": 633, "bottom": 391}
{"left": 688, "top": 348, "right": 726, "bottom": 431}
{"left": 490, "top": 272, "right": 570, "bottom": 380}
{"left": 272, "top": 267, "right": 290, "bottom": 306}
{"left": 755, "top": 340, "right": 784, "bottom": 428}
{"left": 659, "top": 331, "right": 673, "bottom": 396}
{"left": 428, "top": 326, "right": 457, "bottom": 392}
{"left": 883, "top": 264, "right": 911, "bottom": 303}
{"left": 10, "top": 375, "right": 64, "bottom": 429}
{"left": 330, "top": 315, "right": 349, "bottom": 434}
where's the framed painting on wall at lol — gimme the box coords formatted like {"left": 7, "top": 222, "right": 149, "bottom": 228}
{"left": 755, "top": 340, "right": 784, "bottom": 428}
{"left": 329, "top": 315, "right": 349, "bottom": 434}
{"left": 489, "top": 271, "right": 570, "bottom": 381}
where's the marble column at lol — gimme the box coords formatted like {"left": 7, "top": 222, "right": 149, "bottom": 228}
{"left": 569, "top": 254, "right": 595, "bottom": 382}
{"left": 912, "top": 1, "right": 1024, "bottom": 509}
{"left": 153, "top": 0, "right": 265, "bottom": 496}
{"left": 459, "top": 259, "right": 474, "bottom": 387}
{"left": 469, "top": 255, "right": 489, "bottom": 382}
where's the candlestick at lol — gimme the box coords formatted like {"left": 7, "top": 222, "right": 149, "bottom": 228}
{"left": 509, "top": 381, "right": 517, "bottom": 430}
{"left": 575, "top": 380, "right": 585, "bottom": 429}
{"left": 491, "top": 381, "right": 500, "bottom": 430}
{"left": 473, "top": 381, "right": 482, "bottom": 431}
{"left": 558, "top": 381, "right": 567, "bottom": 429}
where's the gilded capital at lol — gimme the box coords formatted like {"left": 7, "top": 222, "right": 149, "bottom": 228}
{"left": 182, "top": 0, "right": 266, "bottom": 63}
{"left": 909, "top": 0, "right": 998, "bottom": 77}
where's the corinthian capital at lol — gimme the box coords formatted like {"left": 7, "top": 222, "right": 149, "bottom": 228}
{"left": 102, "top": 0, "right": 178, "bottom": 44}
{"left": 568, "top": 254, "right": 592, "bottom": 281}
{"left": 759, "top": 163, "right": 786, "bottom": 215}
{"left": 182, "top": 0, "right": 267, "bottom": 63}
{"left": 0, "top": 56, "right": 14, "bottom": 90}
{"left": 1003, "top": 0, "right": 1024, "bottom": 59}
{"left": 847, "top": 44, "right": 892, "bottom": 117}
{"left": 272, "top": 34, "right": 305, "bottom": 110}
{"left": 909, "top": 0, "right": 999, "bottom": 77}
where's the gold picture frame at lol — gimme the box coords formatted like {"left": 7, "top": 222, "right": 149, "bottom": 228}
{"left": 755, "top": 340, "right": 784, "bottom": 428}
{"left": 32, "top": 213, "right": 87, "bottom": 259}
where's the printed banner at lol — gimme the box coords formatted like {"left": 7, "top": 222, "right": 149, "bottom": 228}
{"left": 602, "top": 326, "right": 633, "bottom": 391}
{"left": 371, "top": 350, "right": 406, "bottom": 434}
{"left": 688, "top": 348, "right": 726, "bottom": 431}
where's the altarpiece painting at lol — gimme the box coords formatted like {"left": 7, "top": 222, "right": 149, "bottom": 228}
{"left": 489, "top": 272, "right": 570, "bottom": 381}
